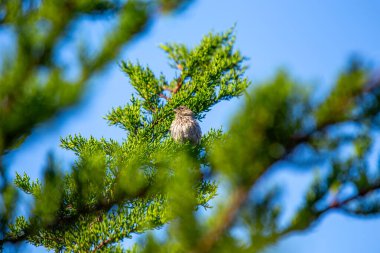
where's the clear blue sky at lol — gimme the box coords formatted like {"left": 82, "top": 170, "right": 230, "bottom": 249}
{"left": 3, "top": 0, "right": 380, "bottom": 252}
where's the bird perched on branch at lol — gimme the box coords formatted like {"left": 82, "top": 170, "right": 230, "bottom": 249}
{"left": 170, "top": 106, "right": 202, "bottom": 144}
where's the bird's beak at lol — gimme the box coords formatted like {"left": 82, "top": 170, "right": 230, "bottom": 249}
{"left": 173, "top": 108, "right": 178, "bottom": 113}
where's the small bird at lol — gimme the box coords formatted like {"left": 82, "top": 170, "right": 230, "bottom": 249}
{"left": 170, "top": 106, "right": 202, "bottom": 144}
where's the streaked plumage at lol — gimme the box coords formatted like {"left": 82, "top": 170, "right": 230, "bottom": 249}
{"left": 170, "top": 106, "right": 202, "bottom": 144}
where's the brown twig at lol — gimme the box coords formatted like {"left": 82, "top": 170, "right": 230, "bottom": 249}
{"left": 162, "top": 85, "right": 173, "bottom": 92}
{"left": 92, "top": 237, "right": 113, "bottom": 252}
{"left": 159, "top": 75, "right": 184, "bottom": 102}
{"left": 192, "top": 186, "right": 250, "bottom": 253}
{"left": 172, "top": 77, "right": 183, "bottom": 94}
{"left": 247, "top": 183, "right": 380, "bottom": 253}
{"left": 324, "top": 181, "right": 380, "bottom": 211}
{"left": 159, "top": 63, "right": 184, "bottom": 98}
{"left": 159, "top": 93, "right": 170, "bottom": 101}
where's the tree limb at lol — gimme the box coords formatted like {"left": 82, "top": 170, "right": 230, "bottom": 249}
{"left": 190, "top": 75, "right": 380, "bottom": 253}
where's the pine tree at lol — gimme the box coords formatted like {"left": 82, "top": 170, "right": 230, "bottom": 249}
{"left": 2, "top": 3, "right": 380, "bottom": 252}
{"left": 0, "top": 0, "right": 193, "bottom": 251}
{"left": 5, "top": 27, "right": 249, "bottom": 252}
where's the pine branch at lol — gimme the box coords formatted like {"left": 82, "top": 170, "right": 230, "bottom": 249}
{"left": 159, "top": 93, "right": 170, "bottom": 101}
{"left": 246, "top": 180, "right": 380, "bottom": 253}
{"left": 159, "top": 67, "right": 184, "bottom": 99}
{"left": 0, "top": 186, "right": 150, "bottom": 246}
{"left": 191, "top": 74, "right": 380, "bottom": 253}
{"left": 191, "top": 186, "right": 250, "bottom": 253}
{"left": 172, "top": 76, "right": 184, "bottom": 94}
{"left": 92, "top": 237, "right": 114, "bottom": 252}
{"left": 323, "top": 180, "right": 380, "bottom": 212}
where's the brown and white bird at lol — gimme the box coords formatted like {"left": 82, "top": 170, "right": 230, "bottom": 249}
{"left": 170, "top": 106, "right": 202, "bottom": 144}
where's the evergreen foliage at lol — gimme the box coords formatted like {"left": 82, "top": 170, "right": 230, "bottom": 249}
{"left": 1, "top": 2, "right": 380, "bottom": 253}
{"left": 4, "top": 28, "right": 250, "bottom": 251}
{"left": 0, "top": 0, "right": 193, "bottom": 251}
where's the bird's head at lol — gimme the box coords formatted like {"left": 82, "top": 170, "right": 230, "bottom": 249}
{"left": 174, "top": 106, "right": 194, "bottom": 116}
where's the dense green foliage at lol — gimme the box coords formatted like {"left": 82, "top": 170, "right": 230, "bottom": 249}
{"left": 1, "top": 1, "right": 380, "bottom": 253}
{"left": 0, "top": 0, "right": 192, "bottom": 251}
{"left": 7, "top": 28, "right": 249, "bottom": 252}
